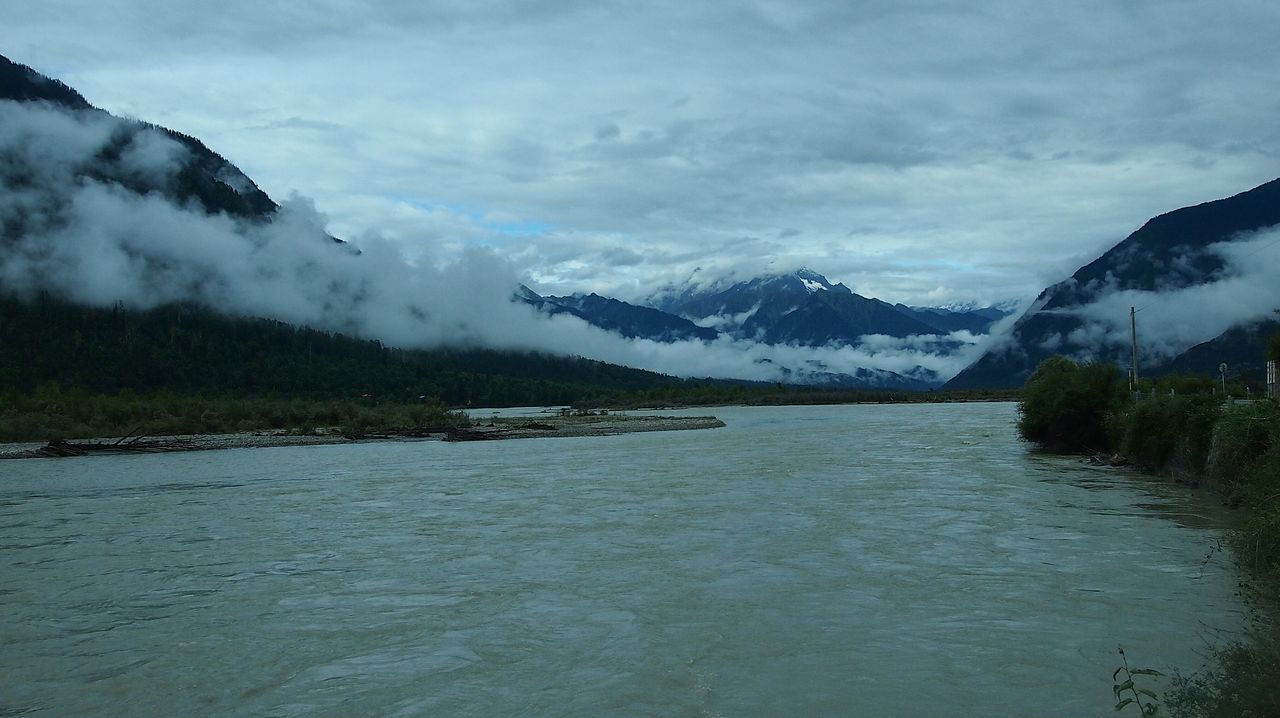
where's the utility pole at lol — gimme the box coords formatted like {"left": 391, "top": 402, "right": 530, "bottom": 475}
{"left": 1130, "top": 306, "right": 1140, "bottom": 392}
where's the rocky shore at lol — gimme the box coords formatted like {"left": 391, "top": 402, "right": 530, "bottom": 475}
{"left": 0, "top": 414, "right": 725, "bottom": 459}
{"left": 457, "top": 413, "right": 725, "bottom": 440}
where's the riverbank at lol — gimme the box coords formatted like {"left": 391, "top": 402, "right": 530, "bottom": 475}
{"left": 0, "top": 413, "right": 725, "bottom": 459}
{"left": 0, "top": 385, "right": 1007, "bottom": 444}
{"left": 1017, "top": 355, "right": 1280, "bottom": 715}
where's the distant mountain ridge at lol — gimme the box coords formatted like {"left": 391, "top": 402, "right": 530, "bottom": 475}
{"left": 515, "top": 286, "right": 719, "bottom": 343}
{"left": 515, "top": 269, "right": 1013, "bottom": 389}
{"left": 1156, "top": 318, "right": 1280, "bottom": 379}
{"left": 520, "top": 268, "right": 1012, "bottom": 353}
{"left": 947, "top": 178, "right": 1280, "bottom": 389}
{"left": 650, "top": 268, "right": 1010, "bottom": 345}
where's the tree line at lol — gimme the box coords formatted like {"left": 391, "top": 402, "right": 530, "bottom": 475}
{"left": 0, "top": 292, "right": 682, "bottom": 406}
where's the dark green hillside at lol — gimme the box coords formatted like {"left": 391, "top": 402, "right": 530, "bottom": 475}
{"left": 2, "top": 53, "right": 281, "bottom": 225}
{"left": 947, "top": 177, "right": 1280, "bottom": 389}
{"left": 2, "top": 55, "right": 674, "bottom": 414}
{"left": 0, "top": 293, "right": 680, "bottom": 407}
{"left": 1152, "top": 319, "right": 1280, "bottom": 386}
{"left": 1052, "top": 178, "right": 1280, "bottom": 305}
{"left": 0, "top": 55, "right": 92, "bottom": 109}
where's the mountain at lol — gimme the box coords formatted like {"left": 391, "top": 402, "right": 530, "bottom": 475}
{"left": 0, "top": 57, "right": 698, "bottom": 403}
{"left": 0, "top": 54, "right": 1013, "bottom": 393}
{"left": 0, "top": 56, "right": 92, "bottom": 109}
{"left": 513, "top": 284, "right": 593, "bottom": 323}
{"left": 659, "top": 268, "right": 848, "bottom": 325}
{"left": 654, "top": 268, "right": 1006, "bottom": 345}
{"left": 1, "top": 54, "right": 283, "bottom": 226}
{"left": 515, "top": 286, "right": 718, "bottom": 342}
{"left": 750, "top": 290, "right": 937, "bottom": 343}
{"left": 897, "top": 305, "right": 1009, "bottom": 334}
{"left": 946, "top": 178, "right": 1280, "bottom": 389}
{"left": 1150, "top": 318, "right": 1280, "bottom": 382}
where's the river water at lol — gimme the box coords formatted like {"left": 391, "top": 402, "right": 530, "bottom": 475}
{"left": 0, "top": 402, "right": 1247, "bottom": 716}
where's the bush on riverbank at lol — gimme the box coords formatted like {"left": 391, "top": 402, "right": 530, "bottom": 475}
{"left": 1017, "top": 356, "right": 1280, "bottom": 717}
{"left": 1110, "top": 395, "right": 1222, "bottom": 478}
{"left": 1167, "top": 337, "right": 1280, "bottom": 715}
{"left": 1169, "top": 630, "right": 1280, "bottom": 718}
{"left": 1175, "top": 401, "right": 1280, "bottom": 717}
{"left": 1220, "top": 402, "right": 1280, "bottom": 580}
{"left": 1021, "top": 359, "right": 1278, "bottom": 573}
{"left": 0, "top": 384, "right": 470, "bottom": 442}
{"left": 1017, "top": 356, "right": 1127, "bottom": 452}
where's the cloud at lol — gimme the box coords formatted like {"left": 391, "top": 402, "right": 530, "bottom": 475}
{"left": 1, "top": 100, "right": 990, "bottom": 386}
{"left": 4, "top": 1, "right": 1277, "bottom": 307}
{"left": 1050, "top": 230, "right": 1280, "bottom": 362}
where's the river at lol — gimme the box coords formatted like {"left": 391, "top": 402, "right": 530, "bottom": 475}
{"left": 0, "top": 402, "right": 1247, "bottom": 716}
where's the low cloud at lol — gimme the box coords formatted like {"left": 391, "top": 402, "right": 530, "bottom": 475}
{"left": 1, "top": 100, "right": 1005, "bottom": 387}
{"left": 1045, "top": 230, "right": 1280, "bottom": 363}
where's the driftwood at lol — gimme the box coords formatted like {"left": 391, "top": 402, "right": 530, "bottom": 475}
{"left": 443, "top": 428, "right": 513, "bottom": 442}
{"left": 443, "top": 421, "right": 560, "bottom": 441}
{"left": 1086, "top": 451, "right": 1129, "bottom": 467}
{"left": 1, "top": 415, "right": 723, "bottom": 458}
{"left": 36, "top": 434, "right": 194, "bottom": 457}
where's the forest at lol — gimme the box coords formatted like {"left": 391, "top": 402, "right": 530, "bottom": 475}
{"left": 0, "top": 292, "right": 1014, "bottom": 441}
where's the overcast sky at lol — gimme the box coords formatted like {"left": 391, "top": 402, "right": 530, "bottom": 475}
{"left": 4, "top": 0, "right": 1278, "bottom": 306}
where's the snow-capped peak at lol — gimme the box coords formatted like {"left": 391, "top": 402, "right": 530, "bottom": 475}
{"left": 799, "top": 277, "right": 826, "bottom": 293}
{"left": 789, "top": 267, "right": 834, "bottom": 293}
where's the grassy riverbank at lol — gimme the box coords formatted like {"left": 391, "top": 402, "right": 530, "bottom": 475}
{"left": 1, "top": 381, "right": 1018, "bottom": 444}
{"left": 1017, "top": 355, "right": 1280, "bottom": 715}
{"left": 0, "top": 385, "right": 470, "bottom": 442}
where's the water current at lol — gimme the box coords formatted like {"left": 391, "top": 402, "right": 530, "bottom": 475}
{"left": 0, "top": 402, "right": 1249, "bottom": 716}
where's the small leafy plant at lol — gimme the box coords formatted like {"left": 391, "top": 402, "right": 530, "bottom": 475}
{"left": 1114, "top": 646, "right": 1162, "bottom": 715}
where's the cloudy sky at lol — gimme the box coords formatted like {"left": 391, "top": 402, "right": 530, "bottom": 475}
{"left": 3, "top": 0, "right": 1278, "bottom": 307}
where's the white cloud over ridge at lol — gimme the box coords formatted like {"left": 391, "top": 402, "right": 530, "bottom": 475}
{"left": 1035, "top": 231, "right": 1280, "bottom": 364}
{"left": 0, "top": 101, "right": 990, "bottom": 385}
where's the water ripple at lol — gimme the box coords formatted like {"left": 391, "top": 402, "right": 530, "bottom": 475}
{"left": 0, "top": 403, "right": 1247, "bottom": 716}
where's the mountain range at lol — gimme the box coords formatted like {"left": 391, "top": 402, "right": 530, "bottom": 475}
{"left": 514, "top": 286, "right": 720, "bottom": 343}
{"left": 946, "top": 178, "right": 1280, "bottom": 389}
{"left": 3, "top": 53, "right": 1016, "bottom": 391}
{"left": 3, "top": 53, "right": 1275, "bottom": 394}
{"left": 519, "top": 268, "right": 1011, "bottom": 349}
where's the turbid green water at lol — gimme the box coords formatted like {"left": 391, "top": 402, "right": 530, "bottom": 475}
{"left": 0, "top": 403, "right": 1246, "bottom": 716}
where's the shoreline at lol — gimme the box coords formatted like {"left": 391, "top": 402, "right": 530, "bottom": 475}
{"left": 0, "top": 414, "right": 726, "bottom": 459}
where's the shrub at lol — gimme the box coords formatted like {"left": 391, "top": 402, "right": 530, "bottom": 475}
{"left": 1169, "top": 631, "right": 1280, "bottom": 718}
{"left": 1113, "top": 394, "right": 1221, "bottom": 477}
{"left": 1233, "top": 404, "right": 1280, "bottom": 582}
{"left": 0, "top": 390, "right": 469, "bottom": 441}
{"left": 1207, "top": 401, "right": 1278, "bottom": 491}
{"left": 1018, "top": 356, "right": 1128, "bottom": 452}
